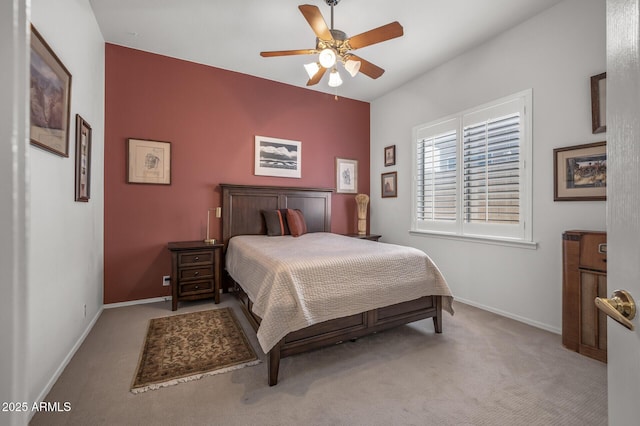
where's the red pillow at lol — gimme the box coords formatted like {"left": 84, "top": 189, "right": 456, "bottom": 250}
{"left": 286, "top": 209, "right": 307, "bottom": 237}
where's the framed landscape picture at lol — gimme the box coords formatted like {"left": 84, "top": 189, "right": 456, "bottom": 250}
{"left": 335, "top": 158, "right": 358, "bottom": 194}
{"left": 254, "top": 136, "right": 301, "bottom": 178}
{"left": 127, "top": 139, "right": 172, "bottom": 185}
{"left": 30, "top": 25, "right": 72, "bottom": 157}
{"left": 554, "top": 141, "right": 606, "bottom": 201}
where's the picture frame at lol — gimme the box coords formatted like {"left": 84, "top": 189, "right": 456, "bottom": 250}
{"left": 127, "top": 138, "right": 172, "bottom": 185}
{"left": 381, "top": 171, "right": 398, "bottom": 198}
{"left": 335, "top": 158, "right": 358, "bottom": 194}
{"left": 29, "top": 25, "right": 72, "bottom": 157}
{"left": 590, "top": 72, "right": 606, "bottom": 134}
{"left": 553, "top": 141, "right": 606, "bottom": 201}
{"left": 74, "top": 115, "right": 92, "bottom": 202}
{"left": 384, "top": 145, "right": 396, "bottom": 166}
{"left": 254, "top": 136, "right": 301, "bottom": 178}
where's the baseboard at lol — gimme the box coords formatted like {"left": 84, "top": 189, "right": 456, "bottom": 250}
{"left": 30, "top": 306, "right": 104, "bottom": 421}
{"left": 454, "top": 297, "right": 561, "bottom": 335}
{"left": 104, "top": 296, "right": 171, "bottom": 309}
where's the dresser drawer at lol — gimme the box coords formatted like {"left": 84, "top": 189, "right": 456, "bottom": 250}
{"left": 579, "top": 233, "right": 607, "bottom": 272}
{"left": 179, "top": 266, "right": 212, "bottom": 280}
{"left": 179, "top": 279, "right": 213, "bottom": 296}
{"left": 178, "top": 251, "right": 213, "bottom": 266}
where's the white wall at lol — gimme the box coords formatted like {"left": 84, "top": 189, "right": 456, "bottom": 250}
{"left": 28, "top": 0, "right": 105, "bottom": 406}
{"left": 370, "top": 0, "right": 606, "bottom": 332}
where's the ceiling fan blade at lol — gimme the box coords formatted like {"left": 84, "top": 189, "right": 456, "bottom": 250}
{"left": 260, "top": 49, "right": 317, "bottom": 57}
{"left": 299, "top": 5, "right": 333, "bottom": 41}
{"left": 348, "top": 55, "right": 385, "bottom": 79}
{"left": 306, "top": 67, "right": 327, "bottom": 86}
{"left": 347, "top": 22, "right": 404, "bottom": 50}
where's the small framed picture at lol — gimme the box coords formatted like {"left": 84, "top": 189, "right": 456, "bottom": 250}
{"left": 30, "top": 25, "right": 72, "bottom": 157}
{"left": 336, "top": 158, "right": 358, "bottom": 194}
{"left": 255, "top": 135, "right": 301, "bottom": 178}
{"left": 74, "top": 115, "right": 92, "bottom": 202}
{"left": 381, "top": 172, "right": 398, "bottom": 198}
{"left": 590, "top": 72, "right": 606, "bottom": 134}
{"left": 127, "top": 139, "right": 172, "bottom": 185}
{"left": 384, "top": 145, "right": 396, "bottom": 166}
{"left": 553, "top": 141, "right": 606, "bottom": 201}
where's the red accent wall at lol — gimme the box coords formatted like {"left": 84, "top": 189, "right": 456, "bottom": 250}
{"left": 104, "top": 44, "right": 370, "bottom": 304}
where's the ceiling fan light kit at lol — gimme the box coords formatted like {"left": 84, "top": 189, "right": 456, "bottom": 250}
{"left": 304, "top": 62, "right": 321, "bottom": 79}
{"left": 318, "top": 48, "right": 337, "bottom": 68}
{"left": 260, "top": 0, "right": 404, "bottom": 90}
{"left": 328, "top": 68, "right": 343, "bottom": 87}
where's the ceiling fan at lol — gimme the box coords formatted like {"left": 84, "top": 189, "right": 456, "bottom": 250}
{"left": 260, "top": 0, "right": 404, "bottom": 88}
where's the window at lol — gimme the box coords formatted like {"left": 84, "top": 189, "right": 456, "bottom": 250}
{"left": 412, "top": 90, "right": 532, "bottom": 242}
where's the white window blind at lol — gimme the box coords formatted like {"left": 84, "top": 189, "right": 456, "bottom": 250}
{"left": 416, "top": 130, "right": 457, "bottom": 222}
{"left": 412, "top": 90, "right": 532, "bottom": 242}
{"left": 463, "top": 112, "right": 520, "bottom": 225}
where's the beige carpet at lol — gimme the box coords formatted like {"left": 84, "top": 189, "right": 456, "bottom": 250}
{"left": 30, "top": 299, "right": 607, "bottom": 426}
{"left": 131, "top": 307, "right": 259, "bottom": 393}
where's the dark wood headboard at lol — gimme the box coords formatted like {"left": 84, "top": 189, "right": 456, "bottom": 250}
{"left": 220, "top": 184, "right": 333, "bottom": 248}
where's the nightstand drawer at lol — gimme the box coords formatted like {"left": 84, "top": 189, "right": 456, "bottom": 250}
{"left": 180, "top": 279, "right": 213, "bottom": 296}
{"left": 179, "top": 266, "right": 212, "bottom": 280}
{"left": 178, "top": 251, "right": 213, "bottom": 266}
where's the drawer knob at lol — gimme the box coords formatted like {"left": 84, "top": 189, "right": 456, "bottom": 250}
{"left": 195, "top": 285, "right": 199, "bottom": 289}
{"left": 194, "top": 271, "right": 199, "bottom": 276}
{"left": 194, "top": 256, "right": 199, "bottom": 261}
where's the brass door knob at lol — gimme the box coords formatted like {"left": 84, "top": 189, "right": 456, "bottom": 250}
{"left": 595, "top": 290, "right": 636, "bottom": 331}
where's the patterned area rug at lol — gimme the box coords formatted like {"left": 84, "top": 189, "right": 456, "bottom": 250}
{"left": 131, "top": 307, "right": 260, "bottom": 393}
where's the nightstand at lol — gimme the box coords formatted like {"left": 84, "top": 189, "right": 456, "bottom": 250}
{"left": 344, "top": 234, "right": 382, "bottom": 242}
{"left": 167, "top": 241, "right": 223, "bottom": 311}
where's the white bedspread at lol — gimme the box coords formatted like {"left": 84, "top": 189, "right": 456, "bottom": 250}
{"left": 225, "top": 232, "right": 454, "bottom": 353}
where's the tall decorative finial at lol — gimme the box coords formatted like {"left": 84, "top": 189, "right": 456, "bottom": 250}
{"left": 355, "top": 193, "right": 369, "bottom": 235}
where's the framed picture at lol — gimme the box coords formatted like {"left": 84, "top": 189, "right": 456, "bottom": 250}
{"left": 554, "top": 141, "right": 606, "bottom": 201}
{"left": 74, "top": 115, "right": 92, "bottom": 202}
{"left": 381, "top": 172, "right": 398, "bottom": 198}
{"left": 29, "top": 25, "right": 72, "bottom": 157}
{"left": 591, "top": 72, "right": 606, "bottom": 134}
{"left": 384, "top": 145, "right": 396, "bottom": 166}
{"left": 127, "top": 139, "right": 172, "bottom": 185}
{"left": 254, "top": 136, "right": 301, "bottom": 178}
{"left": 335, "top": 158, "right": 358, "bottom": 194}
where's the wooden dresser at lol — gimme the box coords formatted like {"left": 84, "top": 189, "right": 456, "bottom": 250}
{"left": 562, "top": 230, "right": 607, "bottom": 362}
{"left": 168, "top": 241, "right": 223, "bottom": 311}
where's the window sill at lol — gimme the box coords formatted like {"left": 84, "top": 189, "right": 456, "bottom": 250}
{"left": 409, "top": 229, "right": 538, "bottom": 250}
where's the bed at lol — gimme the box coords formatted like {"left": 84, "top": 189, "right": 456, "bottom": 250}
{"left": 220, "top": 183, "right": 453, "bottom": 385}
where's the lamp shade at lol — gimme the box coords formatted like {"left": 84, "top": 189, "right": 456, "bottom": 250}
{"left": 304, "top": 62, "right": 320, "bottom": 79}
{"left": 328, "top": 68, "right": 343, "bottom": 87}
{"left": 318, "top": 48, "right": 337, "bottom": 68}
{"left": 344, "top": 59, "right": 361, "bottom": 77}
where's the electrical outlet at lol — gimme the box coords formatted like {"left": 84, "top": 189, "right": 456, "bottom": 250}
{"left": 162, "top": 275, "right": 171, "bottom": 286}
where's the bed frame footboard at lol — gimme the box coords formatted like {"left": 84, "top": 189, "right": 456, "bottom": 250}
{"left": 233, "top": 281, "right": 443, "bottom": 386}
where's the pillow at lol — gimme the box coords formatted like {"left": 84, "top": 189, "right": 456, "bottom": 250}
{"left": 286, "top": 209, "right": 307, "bottom": 237}
{"left": 262, "top": 209, "right": 290, "bottom": 236}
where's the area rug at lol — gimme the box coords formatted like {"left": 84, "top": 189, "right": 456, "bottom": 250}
{"left": 131, "top": 307, "right": 260, "bottom": 393}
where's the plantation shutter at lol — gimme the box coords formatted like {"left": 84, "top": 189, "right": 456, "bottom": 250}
{"left": 412, "top": 90, "right": 531, "bottom": 242}
{"left": 415, "top": 119, "right": 458, "bottom": 229}
{"left": 463, "top": 112, "right": 521, "bottom": 225}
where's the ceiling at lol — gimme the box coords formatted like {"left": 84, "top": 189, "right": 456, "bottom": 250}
{"left": 89, "top": 0, "right": 564, "bottom": 102}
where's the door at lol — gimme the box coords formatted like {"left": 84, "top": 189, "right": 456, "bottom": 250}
{"left": 606, "top": 1, "right": 640, "bottom": 424}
